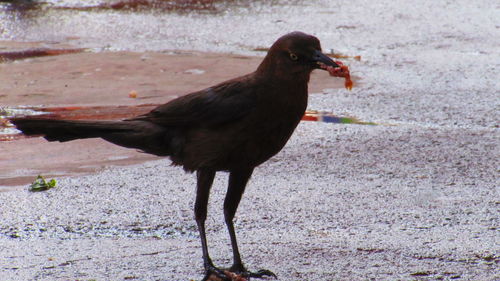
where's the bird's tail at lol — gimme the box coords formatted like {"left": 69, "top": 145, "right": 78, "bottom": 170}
{"left": 10, "top": 117, "right": 172, "bottom": 156}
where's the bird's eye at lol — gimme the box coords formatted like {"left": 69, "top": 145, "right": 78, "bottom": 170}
{"left": 289, "top": 53, "right": 298, "bottom": 61}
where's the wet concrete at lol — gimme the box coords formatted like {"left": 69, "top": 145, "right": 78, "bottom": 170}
{"left": 0, "top": 105, "right": 372, "bottom": 186}
{"left": 0, "top": 48, "right": 349, "bottom": 186}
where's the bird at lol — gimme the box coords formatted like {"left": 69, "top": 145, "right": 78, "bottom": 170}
{"left": 11, "top": 31, "right": 345, "bottom": 280}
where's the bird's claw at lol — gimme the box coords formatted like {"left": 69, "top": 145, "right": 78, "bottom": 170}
{"left": 242, "top": 269, "right": 277, "bottom": 279}
{"left": 202, "top": 264, "right": 231, "bottom": 281}
{"left": 203, "top": 265, "right": 277, "bottom": 281}
{"left": 230, "top": 265, "right": 277, "bottom": 280}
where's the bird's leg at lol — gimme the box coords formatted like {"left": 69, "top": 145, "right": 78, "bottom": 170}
{"left": 224, "top": 168, "right": 277, "bottom": 280}
{"left": 195, "top": 169, "right": 227, "bottom": 281}
{"left": 224, "top": 168, "right": 252, "bottom": 271}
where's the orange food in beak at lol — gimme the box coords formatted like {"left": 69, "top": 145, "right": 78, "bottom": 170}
{"left": 320, "top": 60, "right": 353, "bottom": 90}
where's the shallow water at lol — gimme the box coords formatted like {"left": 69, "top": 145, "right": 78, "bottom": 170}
{"left": 0, "top": 104, "right": 376, "bottom": 140}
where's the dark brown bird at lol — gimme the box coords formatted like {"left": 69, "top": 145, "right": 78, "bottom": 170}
{"left": 11, "top": 31, "right": 343, "bottom": 280}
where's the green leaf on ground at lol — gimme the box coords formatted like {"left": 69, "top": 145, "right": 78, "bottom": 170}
{"left": 29, "top": 175, "right": 57, "bottom": 192}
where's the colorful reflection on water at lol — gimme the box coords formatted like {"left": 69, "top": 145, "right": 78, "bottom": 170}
{"left": 0, "top": 105, "right": 376, "bottom": 141}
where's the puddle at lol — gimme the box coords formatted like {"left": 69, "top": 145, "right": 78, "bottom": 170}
{"left": 0, "top": 107, "right": 46, "bottom": 140}
{"left": 0, "top": 0, "right": 257, "bottom": 14}
{"left": 52, "top": 0, "right": 227, "bottom": 13}
{"left": 0, "top": 105, "right": 377, "bottom": 141}
{"left": 0, "top": 48, "right": 86, "bottom": 62}
{"left": 303, "top": 110, "right": 377, "bottom": 125}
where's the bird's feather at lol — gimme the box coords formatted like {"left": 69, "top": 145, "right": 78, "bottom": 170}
{"left": 131, "top": 77, "right": 256, "bottom": 128}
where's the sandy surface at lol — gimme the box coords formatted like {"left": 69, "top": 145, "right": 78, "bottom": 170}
{"left": 1, "top": 124, "right": 498, "bottom": 280}
{"left": 1, "top": 0, "right": 499, "bottom": 280}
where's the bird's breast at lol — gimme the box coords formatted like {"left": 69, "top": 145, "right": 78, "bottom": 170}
{"left": 240, "top": 86, "right": 308, "bottom": 165}
{"left": 181, "top": 80, "right": 309, "bottom": 171}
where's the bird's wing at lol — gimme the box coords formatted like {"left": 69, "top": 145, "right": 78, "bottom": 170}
{"left": 131, "top": 78, "right": 257, "bottom": 128}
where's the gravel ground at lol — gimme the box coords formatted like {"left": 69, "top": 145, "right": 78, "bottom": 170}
{"left": 1, "top": 122, "right": 498, "bottom": 280}
{"left": 1, "top": 0, "right": 499, "bottom": 280}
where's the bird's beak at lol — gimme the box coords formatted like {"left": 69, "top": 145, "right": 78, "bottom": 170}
{"left": 313, "top": 50, "right": 340, "bottom": 69}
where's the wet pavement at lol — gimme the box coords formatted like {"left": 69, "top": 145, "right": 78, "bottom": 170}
{"left": 0, "top": 0, "right": 499, "bottom": 280}
{"left": 0, "top": 47, "right": 350, "bottom": 186}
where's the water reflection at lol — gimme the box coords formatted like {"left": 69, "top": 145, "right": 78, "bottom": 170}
{"left": 0, "top": 47, "right": 85, "bottom": 61}
{"left": 0, "top": 105, "right": 377, "bottom": 141}
{"left": 0, "top": 0, "right": 280, "bottom": 13}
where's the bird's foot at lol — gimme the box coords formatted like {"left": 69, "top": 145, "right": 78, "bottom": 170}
{"left": 229, "top": 264, "right": 277, "bottom": 280}
{"left": 240, "top": 269, "right": 277, "bottom": 279}
{"left": 202, "top": 264, "right": 231, "bottom": 281}
{"left": 202, "top": 264, "right": 277, "bottom": 281}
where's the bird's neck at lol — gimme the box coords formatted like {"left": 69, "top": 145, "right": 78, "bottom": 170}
{"left": 255, "top": 63, "right": 311, "bottom": 85}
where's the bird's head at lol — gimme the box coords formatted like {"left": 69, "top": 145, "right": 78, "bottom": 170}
{"left": 257, "top": 31, "right": 340, "bottom": 79}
